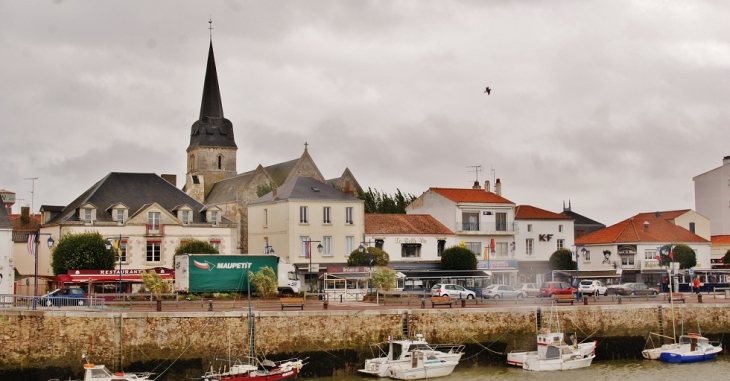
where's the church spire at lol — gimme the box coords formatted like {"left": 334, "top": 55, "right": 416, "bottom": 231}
{"left": 199, "top": 41, "right": 224, "bottom": 121}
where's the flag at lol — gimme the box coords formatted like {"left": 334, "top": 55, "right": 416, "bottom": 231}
{"left": 27, "top": 233, "right": 37, "bottom": 256}
{"left": 483, "top": 247, "right": 488, "bottom": 261}
{"left": 669, "top": 248, "right": 673, "bottom": 260}
{"left": 305, "top": 241, "right": 310, "bottom": 259}
{"left": 655, "top": 254, "right": 661, "bottom": 262}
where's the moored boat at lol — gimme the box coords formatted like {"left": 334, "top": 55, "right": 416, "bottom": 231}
{"left": 656, "top": 334, "right": 722, "bottom": 364}
{"left": 507, "top": 329, "right": 596, "bottom": 369}
{"left": 387, "top": 349, "right": 459, "bottom": 380}
{"left": 358, "top": 334, "right": 464, "bottom": 377}
{"left": 49, "top": 362, "right": 154, "bottom": 381}
{"left": 200, "top": 357, "right": 304, "bottom": 381}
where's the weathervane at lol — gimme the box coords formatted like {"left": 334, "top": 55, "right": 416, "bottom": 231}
{"left": 208, "top": 17, "right": 213, "bottom": 40}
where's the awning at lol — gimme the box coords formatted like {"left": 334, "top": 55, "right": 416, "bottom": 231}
{"left": 57, "top": 267, "right": 174, "bottom": 283}
{"left": 555, "top": 270, "right": 621, "bottom": 279}
{"left": 399, "top": 270, "right": 492, "bottom": 279}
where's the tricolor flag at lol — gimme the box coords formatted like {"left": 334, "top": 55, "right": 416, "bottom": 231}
{"left": 305, "top": 241, "right": 311, "bottom": 259}
{"left": 27, "top": 233, "right": 37, "bottom": 256}
{"left": 669, "top": 247, "right": 674, "bottom": 260}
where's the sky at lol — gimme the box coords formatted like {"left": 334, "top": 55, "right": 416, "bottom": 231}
{"left": 1, "top": 0, "right": 729, "bottom": 227}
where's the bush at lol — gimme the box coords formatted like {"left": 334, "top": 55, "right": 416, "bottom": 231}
{"left": 440, "top": 246, "right": 477, "bottom": 270}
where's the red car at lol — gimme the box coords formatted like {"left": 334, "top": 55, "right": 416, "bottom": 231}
{"left": 539, "top": 281, "right": 574, "bottom": 297}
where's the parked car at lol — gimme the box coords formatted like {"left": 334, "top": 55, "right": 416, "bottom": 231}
{"left": 430, "top": 284, "right": 476, "bottom": 299}
{"left": 578, "top": 280, "right": 608, "bottom": 296}
{"left": 613, "top": 283, "right": 659, "bottom": 296}
{"left": 538, "top": 282, "right": 574, "bottom": 298}
{"left": 39, "top": 287, "right": 86, "bottom": 307}
{"left": 517, "top": 283, "right": 540, "bottom": 297}
{"left": 482, "top": 284, "right": 527, "bottom": 299}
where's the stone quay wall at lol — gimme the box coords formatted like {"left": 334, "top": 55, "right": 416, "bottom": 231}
{"left": 1, "top": 303, "right": 730, "bottom": 371}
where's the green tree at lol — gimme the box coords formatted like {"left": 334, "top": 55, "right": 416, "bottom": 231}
{"left": 51, "top": 231, "right": 116, "bottom": 276}
{"left": 175, "top": 238, "right": 219, "bottom": 255}
{"left": 371, "top": 267, "right": 397, "bottom": 291}
{"left": 347, "top": 247, "right": 390, "bottom": 267}
{"left": 723, "top": 249, "right": 730, "bottom": 268}
{"left": 358, "top": 187, "right": 417, "bottom": 214}
{"left": 250, "top": 266, "right": 278, "bottom": 297}
{"left": 658, "top": 244, "right": 697, "bottom": 269}
{"left": 440, "top": 246, "right": 477, "bottom": 270}
{"left": 549, "top": 248, "right": 576, "bottom": 271}
{"left": 140, "top": 270, "right": 172, "bottom": 300}
{"left": 256, "top": 182, "right": 275, "bottom": 198}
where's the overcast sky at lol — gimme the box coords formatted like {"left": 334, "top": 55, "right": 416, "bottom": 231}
{"left": 2, "top": 1, "right": 729, "bottom": 227}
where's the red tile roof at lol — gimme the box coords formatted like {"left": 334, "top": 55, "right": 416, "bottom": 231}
{"left": 515, "top": 205, "right": 572, "bottom": 220}
{"left": 632, "top": 209, "right": 691, "bottom": 221}
{"left": 429, "top": 188, "right": 514, "bottom": 204}
{"left": 575, "top": 217, "right": 708, "bottom": 245}
{"left": 365, "top": 214, "right": 454, "bottom": 235}
{"left": 712, "top": 235, "right": 730, "bottom": 244}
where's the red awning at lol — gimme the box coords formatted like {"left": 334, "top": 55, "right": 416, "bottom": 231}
{"left": 59, "top": 267, "right": 174, "bottom": 283}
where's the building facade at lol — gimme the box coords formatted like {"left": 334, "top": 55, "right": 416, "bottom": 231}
{"left": 694, "top": 155, "right": 730, "bottom": 236}
{"left": 0, "top": 203, "right": 12, "bottom": 295}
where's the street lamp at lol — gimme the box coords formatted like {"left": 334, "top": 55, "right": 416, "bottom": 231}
{"left": 264, "top": 245, "right": 275, "bottom": 255}
{"left": 29, "top": 232, "right": 54, "bottom": 310}
{"left": 359, "top": 240, "right": 375, "bottom": 292}
{"left": 574, "top": 246, "right": 586, "bottom": 301}
{"left": 105, "top": 235, "right": 128, "bottom": 294}
{"left": 304, "top": 239, "right": 323, "bottom": 292}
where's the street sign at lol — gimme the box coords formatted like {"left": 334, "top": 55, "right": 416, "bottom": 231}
{"left": 689, "top": 268, "right": 694, "bottom": 275}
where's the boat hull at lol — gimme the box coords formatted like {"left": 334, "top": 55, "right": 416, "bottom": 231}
{"left": 523, "top": 354, "right": 594, "bottom": 371}
{"left": 388, "top": 360, "right": 458, "bottom": 380}
{"left": 359, "top": 353, "right": 462, "bottom": 377}
{"left": 658, "top": 347, "right": 722, "bottom": 364}
{"left": 202, "top": 368, "right": 299, "bottom": 381}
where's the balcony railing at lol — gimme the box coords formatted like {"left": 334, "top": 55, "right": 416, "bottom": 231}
{"left": 455, "top": 221, "right": 516, "bottom": 233}
{"left": 146, "top": 224, "right": 165, "bottom": 236}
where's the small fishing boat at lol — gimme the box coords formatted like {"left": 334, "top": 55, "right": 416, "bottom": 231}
{"left": 387, "top": 349, "right": 459, "bottom": 380}
{"left": 49, "top": 362, "right": 154, "bottom": 381}
{"left": 656, "top": 334, "right": 722, "bottom": 364}
{"left": 200, "top": 357, "right": 304, "bottom": 381}
{"left": 358, "top": 334, "right": 464, "bottom": 377}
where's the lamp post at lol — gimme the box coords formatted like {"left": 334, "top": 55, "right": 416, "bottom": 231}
{"left": 264, "top": 245, "right": 275, "bottom": 255}
{"left": 574, "top": 246, "right": 586, "bottom": 301}
{"left": 30, "top": 232, "right": 54, "bottom": 310}
{"left": 105, "top": 235, "right": 128, "bottom": 294}
{"left": 304, "top": 239, "right": 323, "bottom": 292}
{"left": 359, "top": 240, "right": 375, "bottom": 292}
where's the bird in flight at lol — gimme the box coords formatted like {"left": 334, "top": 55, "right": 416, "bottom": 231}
{"left": 484, "top": 87, "right": 491, "bottom": 95}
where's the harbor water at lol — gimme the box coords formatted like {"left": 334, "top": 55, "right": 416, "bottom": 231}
{"left": 306, "top": 357, "right": 730, "bottom": 381}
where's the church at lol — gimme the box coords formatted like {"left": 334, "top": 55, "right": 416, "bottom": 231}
{"left": 182, "top": 40, "right": 362, "bottom": 253}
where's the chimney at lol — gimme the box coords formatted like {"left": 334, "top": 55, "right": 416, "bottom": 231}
{"left": 485, "top": 180, "right": 491, "bottom": 192}
{"left": 21, "top": 206, "right": 30, "bottom": 223}
{"left": 644, "top": 221, "right": 649, "bottom": 232}
{"left": 655, "top": 211, "right": 661, "bottom": 218}
{"left": 472, "top": 180, "right": 481, "bottom": 189}
{"left": 272, "top": 185, "right": 278, "bottom": 199}
{"left": 161, "top": 174, "right": 177, "bottom": 187}
{"left": 724, "top": 156, "right": 730, "bottom": 166}
{"left": 495, "top": 178, "right": 502, "bottom": 196}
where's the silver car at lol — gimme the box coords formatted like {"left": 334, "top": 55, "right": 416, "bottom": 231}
{"left": 430, "top": 284, "right": 476, "bottom": 299}
{"left": 481, "top": 284, "right": 527, "bottom": 299}
{"left": 518, "top": 283, "right": 540, "bottom": 297}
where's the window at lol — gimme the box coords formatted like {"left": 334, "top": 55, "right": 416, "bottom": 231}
{"left": 148, "top": 212, "right": 160, "bottom": 229}
{"left": 645, "top": 249, "right": 657, "bottom": 260}
{"left": 437, "top": 240, "right": 446, "bottom": 257}
{"left": 462, "top": 212, "right": 479, "bottom": 231}
{"left": 526, "top": 239, "right": 534, "bottom": 256}
{"left": 496, "top": 213, "right": 507, "bottom": 231}
{"left": 323, "top": 207, "right": 331, "bottom": 224}
{"left": 345, "top": 207, "right": 353, "bottom": 224}
{"left": 263, "top": 209, "right": 268, "bottom": 227}
{"left": 116, "top": 210, "right": 124, "bottom": 224}
{"left": 300, "top": 206, "right": 308, "bottom": 224}
{"left": 621, "top": 256, "right": 635, "bottom": 266}
{"left": 689, "top": 222, "right": 696, "bottom": 233}
{"left": 210, "top": 240, "right": 220, "bottom": 252}
{"left": 119, "top": 240, "right": 127, "bottom": 262}
{"left": 210, "top": 211, "right": 218, "bottom": 225}
{"left": 299, "top": 236, "right": 310, "bottom": 257}
{"left": 181, "top": 211, "right": 189, "bottom": 225}
{"left": 496, "top": 242, "right": 508, "bottom": 257}
{"left": 323, "top": 236, "right": 332, "bottom": 256}
{"left": 557, "top": 239, "right": 564, "bottom": 250}
{"left": 146, "top": 241, "right": 161, "bottom": 262}
{"left": 346, "top": 236, "right": 353, "bottom": 255}
{"left": 217, "top": 155, "right": 222, "bottom": 170}
{"left": 84, "top": 209, "right": 92, "bottom": 224}
{"left": 375, "top": 239, "right": 384, "bottom": 250}
{"left": 465, "top": 242, "right": 481, "bottom": 256}
{"left": 584, "top": 250, "right": 591, "bottom": 261}
{"left": 401, "top": 244, "right": 421, "bottom": 258}
{"left": 527, "top": 224, "right": 532, "bottom": 232}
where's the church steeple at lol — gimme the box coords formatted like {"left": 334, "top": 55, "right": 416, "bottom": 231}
{"left": 185, "top": 36, "right": 238, "bottom": 203}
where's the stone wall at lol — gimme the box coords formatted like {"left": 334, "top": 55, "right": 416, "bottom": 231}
{"left": 1, "top": 303, "right": 729, "bottom": 371}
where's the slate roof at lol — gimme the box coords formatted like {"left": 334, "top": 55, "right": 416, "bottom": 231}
{"left": 0, "top": 203, "right": 11, "bottom": 230}
{"left": 515, "top": 205, "right": 573, "bottom": 220}
{"left": 204, "top": 158, "right": 304, "bottom": 205}
{"left": 46, "top": 172, "right": 224, "bottom": 225}
{"left": 365, "top": 214, "right": 454, "bottom": 235}
{"left": 429, "top": 188, "right": 515, "bottom": 204}
{"left": 560, "top": 209, "right": 604, "bottom": 226}
{"left": 249, "top": 177, "right": 361, "bottom": 205}
{"left": 575, "top": 215, "right": 709, "bottom": 245}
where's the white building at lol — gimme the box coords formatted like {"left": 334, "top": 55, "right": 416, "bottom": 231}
{"left": 694, "top": 155, "right": 730, "bottom": 236}
{"left": 406, "top": 180, "right": 518, "bottom": 284}
{"left": 247, "top": 176, "right": 365, "bottom": 286}
{"left": 0, "top": 204, "right": 12, "bottom": 295}
{"left": 364, "top": 214, "right": 456, "bottom": 267}
{"left": 39, "top": 172, "right": 237, "bottom": 293}
{"left": 513, "top": 205, "right": 575, "bottom": 285}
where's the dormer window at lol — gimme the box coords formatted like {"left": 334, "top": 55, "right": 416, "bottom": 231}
{"left": 210, "top": 211, "right": 218, "bottom": 225}
{"left": 181, "top": 211, "right": 189, "bottom": 225}
{"left": 80, "top": 206, "right": 97, "bottom": 225}
{"left": 84, "top": 209, "right": 92, "bottom": 224}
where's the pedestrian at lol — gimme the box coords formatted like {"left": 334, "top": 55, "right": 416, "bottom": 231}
{"left": 693, "top": 277, "right": 701, "bottom": 294}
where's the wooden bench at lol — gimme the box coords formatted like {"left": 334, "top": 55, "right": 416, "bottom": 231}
{"left": 666, "top": 293, "right": 686, "bottom": 303}
{"left": 430, "top": 296, "right": 453, "bottom": 308}
{"left": 553, "top": 294, "right": 574, "bottom": 305}
{"left": 280, "top": 297, "right": 304, "bottom": 310}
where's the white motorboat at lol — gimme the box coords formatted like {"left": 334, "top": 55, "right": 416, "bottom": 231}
{"left": 388, "top": 349, "right": 459, "bottom": 380}
{"left": 507, "top": 329, "right": 596, "bottom": 369}
{"left": 49, "top": 363, "right": 153, "bottom": 381}
{"left": 359, "top": 334, "right": 464, "bottom": 377}
{"left": 656, "top": 334, "right": 722, "bottom": 363}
